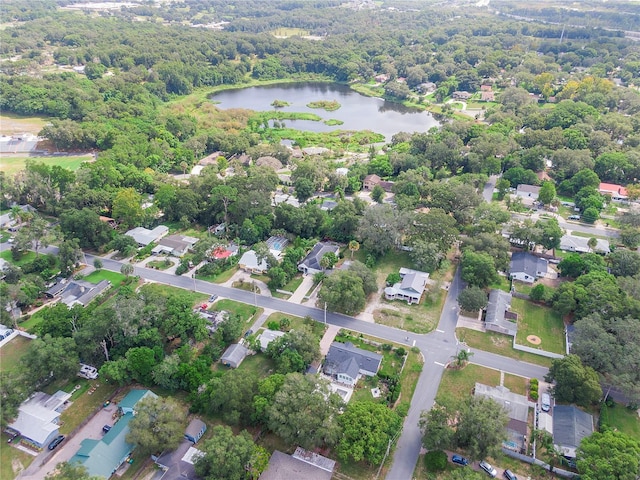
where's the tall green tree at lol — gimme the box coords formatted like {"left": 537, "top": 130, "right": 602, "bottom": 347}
{"left": 545, "top": 355, "right": 602, "bottom": 407}
{"left": 266, "top": 373, "right": 343, "bottom": 450}
{"left": 337, "top": 401, "right": 402, "bottom": 465}
{"left": 577, "top": 429, "right": 640, "bottom": 480}
{"left": 112, "top": 188, "right": 144, "bottom": 230}
{"left": 126, "top": 396, "right": 186, "bottom": 456}
{"left": 318, "top": 270, "right": 366, "bottom": 315}
{"left": 460, "top": 251, "right": 498, "bottom": 288}
{"left": 194, "top": 426, "right": 256, "bottom": 480}
{"left": 537, "top": 181, "right": 557, "bottom": 205}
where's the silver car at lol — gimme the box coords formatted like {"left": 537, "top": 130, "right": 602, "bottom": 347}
{"left": 479, "top": 460, "right": 497, "bottom": 478}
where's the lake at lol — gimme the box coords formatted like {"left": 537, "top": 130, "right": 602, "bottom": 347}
{"left": 210, "top": 82, "right": 441, "bottom": 141}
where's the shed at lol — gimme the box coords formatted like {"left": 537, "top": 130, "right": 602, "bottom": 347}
{"left": 220, "top": 343, "right": 249, "bottom": 368}
{"left": 184, "top": 418, "right": 206, "bottom": 444}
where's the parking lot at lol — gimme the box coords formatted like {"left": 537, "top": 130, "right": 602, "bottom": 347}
{"left": 20, "top": 404, "right": 119, "bottom": 480}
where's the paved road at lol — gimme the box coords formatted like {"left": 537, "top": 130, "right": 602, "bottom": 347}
{"left": 511, "top": 212, "right": 620, "bottom": 239}
{"left": 483, "top": 174, "right": 499, "bottom": 203}
{"left": 84, "top": 255, "right": 549, "bottom": 480}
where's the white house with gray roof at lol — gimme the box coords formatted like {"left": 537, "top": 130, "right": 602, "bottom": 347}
{"left": 384, "top": 267, "right": 429, "bottom": 304}
{"left": 509, "top": 252, "right": 548, "bottom": 283}
{"left": 559, "top": 234, "right": 609, "bottom": 254}
{"left": 323, "top": 342, "right": 382, "bottom": 387}
{"left": 238, "top": 250, "right": 269, "bottom": 274}
{"left": 297, "top": 242, "right": 340, "bottom": 275}
{"left": 8, "top": 390, "right": 71, "bottom": 449}
{"left": 515, "top": 184, "right": 541, "bottom": 205}
{"left": 220, "top": 343, "right": 249, "bottom": 368}
{"left": 125, "top": 225, "right": 169, "bottom": 246}
{"left": 553, "top": 405, "right": 594, "bottom": 458}
{"left": 484, "top": 290, "right": 517, "bottom": 337}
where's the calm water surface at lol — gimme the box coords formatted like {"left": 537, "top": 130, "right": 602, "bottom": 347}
{"left": 211, "top": 82, "right": 440, "bottom": 141}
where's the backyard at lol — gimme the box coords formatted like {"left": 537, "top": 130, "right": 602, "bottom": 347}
{"left": 84, "top": 269, "right": 127, "bottom": 287}
{"left": 511, "top": 298, "right": 565, "bottom": 355}
{"left": 0, "top": 249, "right": 36, "bottom": 266}
{"left": 457, "top": 328, "right": 553, "bottom": 368}
{"left": 0, "top": 335, "right": 31, "bottom": 374}
{"left": 0, "top": 155, "right": 92, "bottom": 176}
{"left": 211, "top": 299, "right": 261, "bottom": 332}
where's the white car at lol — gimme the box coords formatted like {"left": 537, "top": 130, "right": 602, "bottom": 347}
{"left": 479, "top": 460, "right": 497, "bottom": 478}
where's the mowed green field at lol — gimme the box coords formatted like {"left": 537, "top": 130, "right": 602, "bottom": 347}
{"left": 0, "top": 155, "right": 92, "bottom": 176}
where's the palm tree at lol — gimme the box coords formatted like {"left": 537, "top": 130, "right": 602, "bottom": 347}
{"left": 120, "top": 263, "right": 134, "bottom": 277}
{"left": 452, "top": 349, "right": 474, "bottom": 368}
{"left": 348, "top": 240, "right": 360, "bottom": 259}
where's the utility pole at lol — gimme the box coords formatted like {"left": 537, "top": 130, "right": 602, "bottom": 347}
{"left": 324, "top": 302, "right": 327, "bottom": 324}
{"left": 254, "top": 282, "right": 258, "bottom": 307}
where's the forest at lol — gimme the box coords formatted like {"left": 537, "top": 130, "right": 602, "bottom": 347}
{"left": 2, "top": 1, "right": 640, "bottom": 478}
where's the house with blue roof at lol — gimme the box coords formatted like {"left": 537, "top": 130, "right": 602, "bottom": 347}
{"left": 70, "top": 390, "right": 157, "bottom": 478}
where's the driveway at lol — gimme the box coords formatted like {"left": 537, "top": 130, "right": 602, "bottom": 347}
{"left": 20, "top": 406, "right": 118, "bottom": 480}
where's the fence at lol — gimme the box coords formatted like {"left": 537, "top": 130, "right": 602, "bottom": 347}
{"left": 512, "top": 339, "right": 564, "bottom": 359}
{"left": 501, "top": 448, "right": 578, "bottom": 479}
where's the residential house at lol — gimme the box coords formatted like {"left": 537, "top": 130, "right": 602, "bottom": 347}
{"left": 475, "top": 384, "right": 530, "bottom": 453}
{"left": 323, "top": 342, "right": 382, "bottom": 386}
{"left": 417, "top": 82, "right": 436, "bottom": 94}
{"left": 198, "top": 151, "right": 225, "bottom": 166}
{"left": 257, "top": 329, "right": 286, "bottom": 351}
{"left": 238, "top": 250, "right": 269, "bottom": 274}
{"left": 259, "top": 448, "right": 335, "bottom": 480}
{"left": 452, "top": 91, "right": 472, "bottom": 100}
{"left": 553, "top": 405, "right": 594, "bottom": 458}
{"left": 362, "top": 174, "right": 381, "bottom": 191}
{"left": 509, "top": 252, "right": 548, "bottom": 284}
{"left": 374, "top": 73, "right": 389, "bottom": 83}
{"left": 220, "top": 343, "right": 249, "bottom": 368}
{"left": 484, "top": 290, "right": 517, "bottom": 337}
{"left": 125, "top": 225, "right": 169, "bottom": 246}
{"left": 99, "top": 216, "right": 118, "bottom": 229}
{"left": 480, "top": 90, "right": 495, "bottom": 101}
{"left": 152, "top": 234, "right": 199, "bottom": 257}
{"left": 362, "top": 174, "right": 394, "bottom": 192}
{"left": 297, "top": 242, "right": 340, "bottom": 275}
{"left": 384, "top": 267, "right": 429, "bottom": 304}
{"left": 46, "top": 279, "right": 111, "bottom": 308}
{"left": 210, "top": 244, "right": 238, "bottom": 260}
{"left": 302, "top": 147, "right": 330, "bottom": 156}
{"left": 8, "top": 390, "right": 71, "bottom": 449}
{"left": 559, "top": 234, "right": 609, "bottom": 254}
{"left": 598, "top": 182, "right": 628, "bottom": 203}
{"left": 515, "top": 184, "right": 541, "bottom": 206}
{"left": 153, "top": 442, "right": 203, "bottom": 480}
{"left": 184, "top": 418, "right": 207, "bottom": 444}
{"left": 70, "top": 390, "right": 158, "bottom": 477}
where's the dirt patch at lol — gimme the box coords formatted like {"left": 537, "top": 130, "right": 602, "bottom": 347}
{"left": 0, "top": 114, "right": 48, "bottom": 135}
{"left": 526, "top": 335, "right": 542, "bottom": 345}
{"left": 491, "top": 335, "right": 510, "bottom": 347}
{"left": 538, "top": 276, "right": 566, "bottom": 288}
{"left": 11, "top": 457, "right": 24, "bottom": 475}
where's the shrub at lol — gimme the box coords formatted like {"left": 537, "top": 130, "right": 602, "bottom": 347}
{"left": 530, "top": 378, "right": 539, "bottom": 387}
{"left": 382, "top": 343, "right": 393, "bottom": 351}
{"left": 530, "top": 391, "right": 539, "bottom": 401}
{"left": 396, "top": 401, "right": 410, "bottom": 418}
{"left": 266, "top": 321, "right": 279, "bottom": 330}
{"left": 395, "top": 347, "right": 406, "bottom": 357}
{"left": 424, "top": 450, "right": 448, "bottom": 472}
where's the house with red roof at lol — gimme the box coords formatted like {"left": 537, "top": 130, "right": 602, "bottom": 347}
{"left": 598, "top": 182, "right": 628, "bottom": 203}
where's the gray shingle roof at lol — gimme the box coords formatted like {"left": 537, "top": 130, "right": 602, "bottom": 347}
{"left": 259, "top": 450, "right": 333, "bottom": 480}
{"left": 510, "top": 251, "right": 548, "bottom": 277}
{"left": 324, "top": 342, "right": 382, "bottom": 375}
{"left": 485, "top": 290, "right": 516, "bottom": 336}
{"left": 553, "top": 405, "right": 594, "bottom": 456}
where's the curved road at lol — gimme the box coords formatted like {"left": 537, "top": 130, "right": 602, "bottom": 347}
{"left": 87, "top": 254, "right": 549, "bottom": 480}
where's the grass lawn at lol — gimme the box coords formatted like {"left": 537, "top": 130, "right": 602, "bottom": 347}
{"left": 84, "top": 269, "right": 127, "bottom": 287}
{"left": 570, "top": 230, "right": 611, "bottom": 240}
{"left": 457, "top": 328, "right": 553, "bottom": 368}
{"left": 0, "top": 335, "right": 31, "bottom": 373}
{"left": 512, "top": 281, "right": 533, "bottom": 295}
{"left": 212, "top": 299, "right": 261, "bottom": 332}
{"left": 512, "top": 298, "right": 566, "bottom": 355}
{"left": 488, "top": 274, "right": 511, "bottom": 292}
{"left": 146, "top": 259, "right": 175, "bottom": 270}
{"left": 0, "top": 155, "right": 92, "bottom": 176}
{"left": 0, "top": 249, "right": 36, "bottom": 266}
{"left": 0, "top": 112, "right": 49, "bottom": 135}
{"left": 263, "top": 312, "right": 327, "bottom": 340}
{"left": 234, "top": 352, "right": 276, "bottom": 378}
{"left": 604, "top": 402, "right": 640, "bottom": 441}
{"left": 57, "top": 380, "right": 119, "bottom": 434}
{"left": 196, "top": 265, "right": 238, "bottom": 284}
{"left": 140, "top": 283, "right": 207, "bottom": 305}
{"left": 435, "top": 364, "right": 501, "bottom": 407}
{"left": 0, "top": 439, "right": 34, "bottom": 480}
{"left": 503, "top": 373, "right": 529, "bottom": 396}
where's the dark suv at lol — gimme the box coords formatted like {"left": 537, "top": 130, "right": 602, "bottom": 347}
{"left": 48, "top": 435, "right": 65, "bottom": 450}
{"left": 503, "top": 469, "right": 518, "bottom": 480}
{"left": 451, "top": 454, "right": 468, "bottom": 466}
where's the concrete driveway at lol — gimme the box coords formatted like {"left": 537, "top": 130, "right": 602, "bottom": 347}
{"left": 20, "top": 405, "right": 118, "bottom": 480}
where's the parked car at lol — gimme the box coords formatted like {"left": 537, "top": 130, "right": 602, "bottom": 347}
{"left": 48, "top": 435, "right": 65, "bottom": 450}
{"left": 541, "top": 393, "right": 551, "bottom": 412}
{"left": 503, "top": 469, "right": 518, "bottom": 480}
{"left": 451, "top": 454, "right": 468, "bottom": 466}
{"left": 102, "top": 425, "right": 112, "bottom": 434}
{"left": 479, "top": 460, "right": 497, "bottom": 478}
{"left": 244, "top": 329, "right": 254, "bottom": 338}
{"left": 209, "top": 294, "right": 218, "bottom": 302}
{"left": 568, "top": 215, "right": 581, "bottom": 220}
